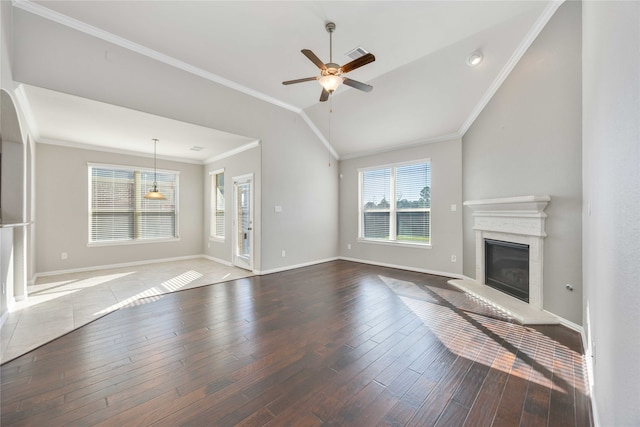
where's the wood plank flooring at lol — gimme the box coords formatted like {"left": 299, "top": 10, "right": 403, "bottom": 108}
{"left": 0, "top": 260, "right": 592, "bottom": 426}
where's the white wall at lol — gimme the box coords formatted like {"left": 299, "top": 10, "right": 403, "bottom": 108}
{"left": 204, "top": 145, "right": 261, "bottom": 267}
{"left": 35, "top": 143, "right": 204, "bottom": 273}
{"left": 582, "top": 1, "right": 640, "bottom": 425}
{"left": 13, "top": 8, "right": 339, "bottom": 274}
{"left": 339, "top": 138, "right": 463, "bottom": 276}
{"left": 462, "top": 1, "right": 583, "bottom": 324}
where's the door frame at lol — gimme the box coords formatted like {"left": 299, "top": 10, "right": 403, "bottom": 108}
{"left": 232, "top": 173, "right": 254, "bottom": 271}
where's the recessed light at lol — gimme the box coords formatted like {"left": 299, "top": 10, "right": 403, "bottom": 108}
{"left": 467, "top": 50, "right": 483, "bottom": 67}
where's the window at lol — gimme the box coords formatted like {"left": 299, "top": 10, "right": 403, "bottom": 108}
{"left": 359, "top": 160, "right": 431, "bottom": 245}
{"left": 210, "top": 169, "right": 225, "bottom": 239}
{"left": 89, "top": 164, "right": 178, "bottom": 244}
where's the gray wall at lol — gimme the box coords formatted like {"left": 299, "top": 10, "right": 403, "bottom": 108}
{"left": 582, "top": 1, "right": 640, "bottom": 425}
{"left": 13, "top": 7, "right": 338, "bottom": 274}
{"left": 339, "top": 138, "right": 463, "bottom": 276}
{"left": 204, "top": 146, "right": 261, "bottom": 267}
{"left": 35, "top": 144, "right": 204, "bottom": 273}
{"left": 462, "top": 1, "right": 582, "bottom": 324}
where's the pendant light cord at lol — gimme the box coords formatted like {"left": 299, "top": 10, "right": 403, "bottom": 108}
{"left": 152, "top": 138, "right": 158, "bottom": 189}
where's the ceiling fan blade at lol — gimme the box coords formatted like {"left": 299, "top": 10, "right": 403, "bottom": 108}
{"left": 282, "top": 76, "right": 319, "bottom": 85}
{"left": 341, "top": 53, "right": 375, "bottom": 74}
{"left": 343, "top": 78, "right": 373, "bottom": 92}
{"left": 319, "top": 88, "right": 330, "bottom": 102}
{"left": 302, "top": 49, "right": 327, "bottom": 70}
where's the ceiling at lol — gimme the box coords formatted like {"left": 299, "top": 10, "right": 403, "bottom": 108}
{"left": 12, "top": 0, "right": 558, "bottom": 161}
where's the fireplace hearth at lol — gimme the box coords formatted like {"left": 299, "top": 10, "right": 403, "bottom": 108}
{"left": 448, "top": 196, "right": 558, "bottom": 325}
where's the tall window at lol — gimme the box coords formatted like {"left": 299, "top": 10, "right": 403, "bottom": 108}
{"left": 210, "top": 169, "right": 225, "bottom": 239}
{"left": 359, "top": 160, "right": 431, "bottom": 245}
{"left": 89, "top": 164, "right": 178, "bottom": 244}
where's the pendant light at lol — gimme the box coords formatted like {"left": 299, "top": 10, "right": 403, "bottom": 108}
{"left": 144, "top": 138, "right": 166, "bottom": 200}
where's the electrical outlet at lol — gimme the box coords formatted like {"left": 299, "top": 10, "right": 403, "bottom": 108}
{"left": 451, "top": 204, "right": 457, "bottom": 212}
{"left": 451, "top": 255, "right": 457, "bottom": 262}
{"left": 61, "top": 252, "right": 68, "bottom": 260}
{"left": 347, "top": 244, "right": 351, "bottom": 250}
{"left": 282, "top": 250, "right": 286, "bottom": 257}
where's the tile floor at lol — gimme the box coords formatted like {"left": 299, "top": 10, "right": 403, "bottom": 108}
{"left": 0, "top": 258, "right": 254, "bottom": 364}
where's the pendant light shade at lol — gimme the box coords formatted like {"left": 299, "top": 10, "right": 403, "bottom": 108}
{"left": 144, "top": 138, "right": 166, "bottom": 200}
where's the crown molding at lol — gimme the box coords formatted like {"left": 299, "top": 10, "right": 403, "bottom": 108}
{"left": 458, "top": 0, "right": 564, "bottom": 136}
{"left": 12, "top": 83, "right": 41, "bottom": 141}
{"left": 11, "top": 0, "right": 343, "bottom": 159}
{"left": 36, "top": 137, "right": 205, "bottom": 165}
{"left": 339, "top": 132, "right": 461, "bottom": 161}
{"left": 204, "top": 140, "right": 260, "bottom": 164}
{"left": 12, "top": 0, "right": 300, "bottom": 114}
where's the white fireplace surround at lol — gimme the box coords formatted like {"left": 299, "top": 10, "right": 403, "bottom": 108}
{"left": 449, "top": 195, "right": 558, "bottom": 324}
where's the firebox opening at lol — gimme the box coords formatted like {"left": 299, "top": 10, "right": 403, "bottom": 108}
{"left": 485, "top": 239, "right": 530, "bottom": 303}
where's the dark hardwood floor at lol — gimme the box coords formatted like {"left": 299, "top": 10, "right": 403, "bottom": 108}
{"left": 0, "top": 260, "right": 592, "bottom": 426}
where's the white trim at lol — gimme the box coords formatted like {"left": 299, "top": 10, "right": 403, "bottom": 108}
{"left": 458, "top": 1, "right": 564, "bottom": 136}
{"left": 11, "top": 0, "right": 298, "bottom": 114}
{"left": 341, "top": 133, "right": 460, "bottom": 161}
{"left": 12, "top": 0, "right": 340, "bottom": 161}
{"left": 208, "top": 168, "right": 225, "bottom": 176}
{"left": 32, "top": 254, "right": 204, "bottom": 280}
{"left": 204, "top": 140, "right": 260, "bottom": 164}
{"left": 339, "top": 256, "right": 465, "bottom": 280}
{"left": 201, "top": 254, "right": 233, "bottom": 267}
{"left": 255, "top": 257, "right": 339, "bottom": 275}
{"left": 0, "top": 310, "right": 9, "bottom": 330}
{"left": 39, "top": 137, "right": 203, "bottom": 165}
{"left": 299, "top": 111, "right": 339, "bottom": 159}
{"left": 13, "top": 84, "right": 41, "bottom": 141}
{"left": 87, "top": 161, "right": 180, "bottom": 176}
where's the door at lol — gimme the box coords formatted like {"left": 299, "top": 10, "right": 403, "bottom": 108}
{"left": 233, "top": 174, "right": 253, "bottom": 271}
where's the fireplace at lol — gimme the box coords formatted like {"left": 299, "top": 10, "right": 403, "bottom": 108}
{"left": 485, "top": 239, "right": 529, "bottom": 302}
{"left": 448, "top": 196, "right": 556, "bottom": 323}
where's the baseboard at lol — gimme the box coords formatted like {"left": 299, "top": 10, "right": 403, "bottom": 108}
{"left": 338, "top": 256, "right": 465, "bottom": 280}
{"left": 256, "top": 257, "right": 339, "bottom": 275}
{"left": 0, "top": 310, "right": 8, "bottom": 330}
{"left": 201, "top": 255, "right": 233, "bottom": 267}
{"left": 32, "top": 254, "right": 206, "bottom": 281}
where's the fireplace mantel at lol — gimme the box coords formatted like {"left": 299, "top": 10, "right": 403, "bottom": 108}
{"left": 450, "top": 195, "right": 558, "bottom": 324}
{"left": 464, "top": 195, "right": 550, "bottom": 237}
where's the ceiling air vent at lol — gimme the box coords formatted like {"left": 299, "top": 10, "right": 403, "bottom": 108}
{"left": 345, "top": 46, "right": 369, "bottom": 60}
{"left": 190, "top": 146, "right": 204, "bottom": 151}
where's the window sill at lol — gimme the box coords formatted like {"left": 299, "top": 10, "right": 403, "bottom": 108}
{"left": 87, "top": 237, "right": 180, "bottom": 247}
{"left": 358, "top": 238, "right": 432, "bottom": 249}
{"left": 209, "top": 236, "right": 225, "bottom": 243}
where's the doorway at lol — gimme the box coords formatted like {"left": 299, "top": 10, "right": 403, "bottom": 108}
{"left": 233, "top": 174, "right": 253, "bottom": 271}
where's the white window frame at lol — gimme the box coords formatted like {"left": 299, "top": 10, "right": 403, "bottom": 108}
{"left": 209, "top": 168, "right": 225, "bottom": 241}
{"left": 358, "top": 159, "right": 431, "bottom": 247}
{"left": 87, "top": 162, "right": 180, "bottom": 246}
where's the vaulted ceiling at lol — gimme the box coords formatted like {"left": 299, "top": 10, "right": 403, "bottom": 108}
{"left": 11, "top": 0, "right": 559, "bottom": 161}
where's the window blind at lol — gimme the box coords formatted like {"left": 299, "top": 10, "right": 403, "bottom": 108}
{"left": 90, "top": 165, "right": 178, "bottom": 243}
{"left": 359, "top": 161, "right": 431, "bottom": 244}
{"left": 211, "top": 172, "right": 225, "bottom": 238}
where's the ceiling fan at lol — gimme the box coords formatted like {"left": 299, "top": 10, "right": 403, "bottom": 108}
{"left": 282, "top": 22, "right": 375, "bottom": 102}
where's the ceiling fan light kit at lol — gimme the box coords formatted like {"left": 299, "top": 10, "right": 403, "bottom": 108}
{"left": 282, "top": 22, "right": 375, "bottom": 102}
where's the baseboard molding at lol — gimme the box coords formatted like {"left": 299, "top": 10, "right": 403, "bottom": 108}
{"left": 256, "top": 257, "right": 339, "bottom": 275}
{"left": 201, "top": 255, "right": 233, "bottom": 267}
{"left": 338, "top": 256, "right": 465, "bottom": 280}
{"left": 0, "top": 310, "right": 8, "bottom": 330}
{"left": 32, "top": 254, "right": 206, "bottom": 281}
